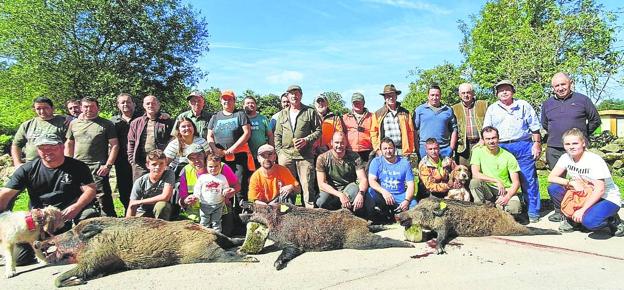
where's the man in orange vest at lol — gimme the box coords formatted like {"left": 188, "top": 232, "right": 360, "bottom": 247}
{"left": 342, "top": 92, "right": 374, "bottom": 162}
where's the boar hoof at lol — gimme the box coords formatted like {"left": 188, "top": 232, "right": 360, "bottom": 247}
{"left": 56, "top": 276, "right": 86, "bottom": 287}
{"left": 244, "top": 256, "right": 259, "bottom": 263}
{"left": 274, "top": 260, "right": 287, "bottom": 271}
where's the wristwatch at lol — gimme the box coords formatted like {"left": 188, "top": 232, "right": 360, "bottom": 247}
{"left": 105, "top": 164, "right": 113, "bottom": 169}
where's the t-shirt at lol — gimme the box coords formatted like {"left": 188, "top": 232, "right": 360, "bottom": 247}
{"left": 248, "top": 164, "right": 298, "bottom": 202}
{"left": 470, "top": 146, "right": 520, "bottom": 189}
{"left": 207, "top": 110, "right": 250, "bottom": 150}
{"left": 368, "top": 155, "right": 414, "bottom": 201}
{"left": 316, "top": 150, "right": 364, "bottom": 191}
{"left": 554, "top": 151, "right": 622, "bottom": 205}
{"left": 66, "top": 116, "right": 117, "bottom": 163}
{"left": 12, "top": 116, "right": 67, "bottom": 161}
{"left": 248, "top": 114, "right": 270, "bottom": 157}
{"left": 178, "top": 163, "right": 238, "bottom": 203}
{"left": 130, "top": 169, "right": 175, "bottom": 213}
{"left": 193, "top": 173, "right": 229, "bottom": 205}
{"left": 5, "top": 157, "right": 94, "bottom": 209}
{"left": 163, "top": 137, "right": 210, "bottom": 168}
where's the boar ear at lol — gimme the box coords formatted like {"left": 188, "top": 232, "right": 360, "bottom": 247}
{"left": 79, "top": 224, "right": 104, "bottom": 240}
{"left": 277, "top": 203, "right": 292, "bottom": 215}
{"left": 432, "top": 201, "right": 448, "bottom": 217}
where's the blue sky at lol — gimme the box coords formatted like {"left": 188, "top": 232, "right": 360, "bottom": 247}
{"left": 186, "top": 0, "right": 623, "bottom": 110}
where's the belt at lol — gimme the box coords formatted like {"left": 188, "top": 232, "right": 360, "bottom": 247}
{"left": 499, "top": 140, "right": 515, "bottom": 143}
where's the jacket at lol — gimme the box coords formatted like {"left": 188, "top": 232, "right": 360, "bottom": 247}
{"left": 451, "top": 100, "right": 488, "bottom": 153}
{"left": 127, "top": 113, "right": 174, "bottom": 165}
{"left": 370, "top": 103, "right": 415, "bottom": 155}
{"left": 342, "top": 109, "right": 373, "bottom": 152}
{"left": 274, "top": 104, "right": 321, "bottom": 160}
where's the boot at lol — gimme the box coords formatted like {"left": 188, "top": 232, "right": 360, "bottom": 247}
{"left": 548, "top": 208, "right": 563, "bottom": 222}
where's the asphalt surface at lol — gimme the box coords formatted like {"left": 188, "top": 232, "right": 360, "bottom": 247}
{"left": 2, "top": 212, "right": 623, "bottom": 290}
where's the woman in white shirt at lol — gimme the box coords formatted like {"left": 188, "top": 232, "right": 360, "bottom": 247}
{"left": 547, "top": 128, "right": 622, "bottom": 236}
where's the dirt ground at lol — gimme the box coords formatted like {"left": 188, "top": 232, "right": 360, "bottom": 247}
{"left": 2, "top": 213, "right": 623, "bottom": 290}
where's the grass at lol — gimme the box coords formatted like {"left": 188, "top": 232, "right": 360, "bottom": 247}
{"left": 9, "top": 174, "right": 624, "bottom": 213}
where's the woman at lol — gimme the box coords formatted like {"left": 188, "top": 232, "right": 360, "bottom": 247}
{"left": 164, "top": 117, "right": 210, "bottom": 175}
{"left": 547, "top": 128, "right": 623, "bottom": 236}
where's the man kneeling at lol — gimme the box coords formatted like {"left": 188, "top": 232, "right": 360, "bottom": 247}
{"left": 316, "top": 132, "right": 369, "bottom": 217}
{"left": 127, "top": 149, "right": 173, "bottom": 220}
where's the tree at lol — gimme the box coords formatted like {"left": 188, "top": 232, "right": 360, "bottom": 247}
{"left": 597, "top": 98, "right": 624, "bottom": 111}
{"left": 459, "top": 0, "right": 623, "bottom": 109}
{"left": 320, "top": 91, "right": 348, "bottom": 115}
{"left": 0, "top": 0, "right": 209, "bottom": 116}
{"left": 403, "top": 62, "right": 469, "bottom": 112}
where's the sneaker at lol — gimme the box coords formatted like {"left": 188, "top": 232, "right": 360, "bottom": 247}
{"left": 559, "top": 219, "right": 577, "bottom": 233}
{"left": 548, "top": 212, "right": 562, "bottom": 222}
{"left": 608, "top": 215, "right": 624, "bottom": 237}
{"left": 529, "top": 216, "right": 540, "bottom": 223}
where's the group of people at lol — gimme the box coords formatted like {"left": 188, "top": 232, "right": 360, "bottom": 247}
{"left": 0, "top": 72, "right": 622, "bottom": 266}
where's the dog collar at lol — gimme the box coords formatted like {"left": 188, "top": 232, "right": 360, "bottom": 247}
{"left": 25, "top": 213, "right": 36, "bottom": 231}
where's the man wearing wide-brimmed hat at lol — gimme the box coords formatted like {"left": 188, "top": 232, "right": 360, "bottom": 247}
{"left": 483, "top": 79, "right": 542, "bottom": 223}
{"left": 370, "top": 84, "right": 415, "bottom": 156}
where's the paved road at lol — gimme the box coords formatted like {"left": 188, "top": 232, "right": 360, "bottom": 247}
{"left": 2, "top": 215, "right": 623, "bottom": 290}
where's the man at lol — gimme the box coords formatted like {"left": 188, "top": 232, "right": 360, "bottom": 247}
{"left": 110, "top": 93, "right": 142, "bottom": 212}
{"left": 316, "top": 132, "right": 368, "bottom": 217}
{"left": 65, "top": 99, "right": 82, "bottom": 121}
{"left": 483, "top": 80, "right": 542, "bottom": 223}
{"left": 413, "top": 85, "right": 458, "bottom": 158}
{"left": 244, "top": 96, "right": 274, "bottom": 163}
{"left": 12, "top": 97, "right": 67, "bottom": 167}
{"left": 368, "top": 138, "right": 416, "bottom": 223}
{"left": 418, "top": 138, "right": 456, "bottom": 198}
{"left": 0, "top": 134, "right": 98, "bottom": 266}
{"left": 127, "top": 95, "right": 174, "bottom": 181}
{"left": 274, "top": 84, "right": 321, "bottom": 208}
{"left": 126, "top": 149, "right": 173, "bottom": 220}
{"left": 314, "top": 95, "right": 344, "bottom": 154}
{"left": 542, "top": 73, "right": 601, "bottom": 222}
{"left": 172, "top": 91, "right": 212, "bottom": 139}
{"left": 452, "top": 83, "right": 489, "bottom": 166}
{"left": 370, "top": 84, "right": 415, "bottom": 156}
{"left": 65, "top": 97, "right": 119, "bottom": 217}
{"left": 342, "top": 92, "right": 374, "bottom": 162}
{"left": 469, "top": 126, "right": 522, "bottom": 217}
{"left": 248, "top": 144, "right": 300, "bottom": 204}
{"left": 270, "top": 92, "right": 290, "bottom": 132}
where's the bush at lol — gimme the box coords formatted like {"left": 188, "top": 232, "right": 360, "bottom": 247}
{"left": 0, "top": 134, "right": 11, "bottom": 153}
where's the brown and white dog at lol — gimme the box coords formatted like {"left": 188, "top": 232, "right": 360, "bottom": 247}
{"left": 0, "top": 206, "right": 65, "bottom": 278}
{"left": 446, "top": 165, "right": 471, "bottom": 202}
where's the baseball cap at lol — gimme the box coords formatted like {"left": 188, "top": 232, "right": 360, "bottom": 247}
{"left": 221, "top": 90, "right": 236, "bottom": 99}
{"left": 351, "top": 92, "right": 365, "bottom": 102}
{"left": 186, "top": 91, "right": 203, "bottom": 101}
{"left": 34, "top": 134, "right": 63, "bottom": 146}
{"left": 286, "top": 85, "right": 302, "bottom": 92}
{"left": 184, "top": 143, "right": 205, "bottom": 158}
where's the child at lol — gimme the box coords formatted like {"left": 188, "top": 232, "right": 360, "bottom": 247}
{"left": 127, "top": 149, "right": 174, "bottom": 220}
{"left": 188, "top": 155, "right": 234, "bottom": 232}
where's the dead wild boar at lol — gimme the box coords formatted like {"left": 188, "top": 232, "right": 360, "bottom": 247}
{"left": 35, "top": 217, "right": 258, "bottom": 287}
{"left": 240, "top": 203, "right": 413, "bottom": 270}
{"left": 397, "top": 198, "right": 560, "bottom": 254}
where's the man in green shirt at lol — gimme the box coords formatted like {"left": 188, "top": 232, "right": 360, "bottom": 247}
{"left": 11, "top": 97, "right": 67, "bottom": 167}
{"left": 65, "top": 97, "right": 119, "bottom": 217}
{"left": 469, "top": 126, "right": 522, "bottom": 215}
{"left": 172, "top": 91, "right": 213, "bottom": 139}
{"left": 243, "top": 95, "right": 274, "bottom": 165}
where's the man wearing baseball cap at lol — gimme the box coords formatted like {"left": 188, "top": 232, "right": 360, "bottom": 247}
{"left": 172, "top": 90, "right": 213, "bottom": 138}
{"left": 0, "top": 134, "right": 99, "bottom": 266}
{"left": 274, "top": 84, "right": 321, "bottom": 208}
{"left": 248, "top": 144, "right": 300, "bottom": 204}
{"left": 342, "top": 92, "right": 374, "bottom": 162}
{"left": 314, "top": 94, "right": 344, "bottom": 154}
{"left": 370, "top": 84, "right": 415, "bottom": 156}
{"left": 483, "top": 80, "right": 542, "bottom": 223}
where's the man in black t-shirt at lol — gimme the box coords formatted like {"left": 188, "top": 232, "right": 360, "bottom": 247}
{"left": 0, "top": 134, "right": 99, "bottom": 266}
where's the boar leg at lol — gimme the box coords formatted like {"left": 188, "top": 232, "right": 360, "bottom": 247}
{"left": 55, "top": 257, "right": 125, "bottom": 287}
{"left": 274, "top": 246, "right": 303, "bottom": 270}
{"left": 434, "top": 224, "right": 450, "bottom": 255}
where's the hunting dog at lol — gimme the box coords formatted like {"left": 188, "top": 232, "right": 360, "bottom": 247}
{"left": 446, "top": 165, "right": 471, "bottom": 202}
{"left": 0, "top": 206, "right": 65, "bottom": 278}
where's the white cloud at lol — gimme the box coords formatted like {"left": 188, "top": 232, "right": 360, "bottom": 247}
{"left": 266, "top": 70, "right": 304, "bottom": 84}
{"left": 363, "top": 0, "right": 452, "bottom": 15}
